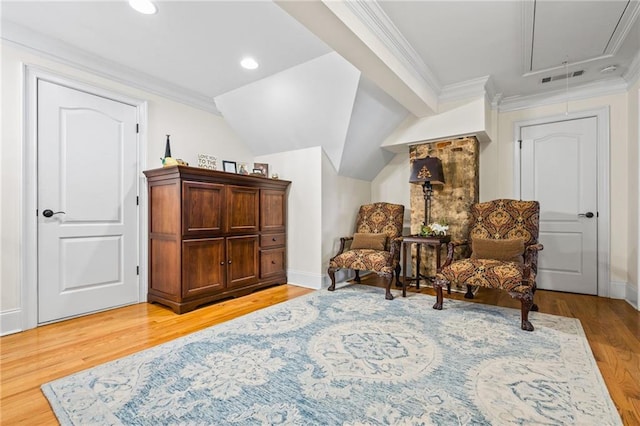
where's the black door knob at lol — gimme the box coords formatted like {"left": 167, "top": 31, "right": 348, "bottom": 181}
{"left": 42, "top": 209, "right": 66, "bottom": 217}
{"left": 578, "top": 212, "right": 594, "bottom": 218}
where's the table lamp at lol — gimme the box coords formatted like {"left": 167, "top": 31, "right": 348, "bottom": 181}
{"left": 409, "top": 156, "right": 445, "bottom": 226}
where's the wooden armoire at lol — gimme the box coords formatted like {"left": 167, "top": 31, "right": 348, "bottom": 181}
{"left": 143, "top": 166, "right": 290, "bottom": 313}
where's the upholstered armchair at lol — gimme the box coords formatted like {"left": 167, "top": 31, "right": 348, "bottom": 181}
{"left": 433, "top": 199, "right": 543, "bottom": 331}
{"left": 328, "top": 202, "right": 405, "bottom": 300}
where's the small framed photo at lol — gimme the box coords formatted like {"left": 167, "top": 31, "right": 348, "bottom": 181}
{"left": 253, "top": 163, "right": 269, "bottom": 177}
{"left": 223, "top": 160, "right": 237, "bottom": 173}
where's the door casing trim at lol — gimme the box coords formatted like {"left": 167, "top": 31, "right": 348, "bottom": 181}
{"left": 22, "top": 64, "right": 149, "bottom": 330}
{"left": 513, "top": 107, "right": 610, "bottom": 297}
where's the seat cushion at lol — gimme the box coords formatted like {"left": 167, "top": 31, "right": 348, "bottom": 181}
{"left": 436, "top": 258, "right": 531, "bottom": 293}
{"left": 329, "top": 249, "right": 394, "bottom": 275}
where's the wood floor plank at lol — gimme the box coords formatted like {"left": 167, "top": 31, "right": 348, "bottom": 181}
{"left": 1, "top": 279, "right": 638, "bottom": 425}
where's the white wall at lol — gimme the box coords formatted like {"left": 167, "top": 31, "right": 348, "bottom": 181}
{"left": 0, "top": 42, "right": 252, "bottom": 331}
{"left": 255, "top": 147, "right": 324, "bottom": 289}
{"left": 321, "top": 151, "right": 371, "bottom": 287}
{"left": 371, "top": 151, "right": 411, "bottom": 229}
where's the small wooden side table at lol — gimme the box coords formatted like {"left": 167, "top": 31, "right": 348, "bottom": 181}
{"left": 401, "top": 235, "right": 451, "bottom": 297}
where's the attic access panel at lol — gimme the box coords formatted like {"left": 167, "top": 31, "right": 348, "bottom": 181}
{"left": 527, "top": 0, "right": 630, "bottom": 72}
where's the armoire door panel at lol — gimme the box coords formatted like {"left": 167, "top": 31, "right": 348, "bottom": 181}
{"left": 260, "top": 189, "right": 286, "bottom": 232}
{"left": 182, "top": 238, "right": 226, "bottom": 297}
{"left": 226, "top": 186, "right": 259, "bottom": 233}
{"left": 227, "top": 235, "right": 259, "bottom": 288}
{"left": 182, "top": 181, "right": 224, "bottom": 236}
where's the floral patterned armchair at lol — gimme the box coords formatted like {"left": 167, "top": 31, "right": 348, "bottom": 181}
{"left": 433, "top": 199, "right": 543, "bottom": 331}
{"left": 328, "top": 203, "right": 405, "bottom": 300}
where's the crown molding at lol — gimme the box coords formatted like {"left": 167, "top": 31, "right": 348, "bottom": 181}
{"left": 343, "top": 0, "right": 441, "bottom": 97}
{"left": 439, "top": 75, "right": 493, "bottom": 104}
{"left": 1, "top": 21, "right": 221, "bottom": 115}
{"left": 498, "top": 77, "right": 628, "bottom": 112}
{"left": 606, "top": 0, "right": 640, "bottom": 55}
{"left": 624, "top": 49, "right": 640, "bottom": 88}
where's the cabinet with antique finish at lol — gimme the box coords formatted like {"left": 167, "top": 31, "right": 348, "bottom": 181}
{"left": 144, "top": 165, "right": 290, "bottom": 313}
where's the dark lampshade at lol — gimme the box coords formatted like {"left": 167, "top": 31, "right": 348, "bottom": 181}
{"left": 409, "top": 156, "right": 445, "bottom": 185}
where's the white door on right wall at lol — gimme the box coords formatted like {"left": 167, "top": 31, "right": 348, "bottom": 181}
{"left": 520, "top": 117, "right": 598, "bottom": 295}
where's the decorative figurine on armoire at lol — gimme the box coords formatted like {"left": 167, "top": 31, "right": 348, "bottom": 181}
{"left": 161, "top": 134, "right": 178, "bottom": 167}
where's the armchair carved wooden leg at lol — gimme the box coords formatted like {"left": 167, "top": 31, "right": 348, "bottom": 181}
{"left": 514, "top": 291, "right": 534, "bottom": 331}
{"left": 530, "top": 282, "right": 539, "bottom": 311}
{"left": 383, "top": 273, "right": 394, "bottom": 300}
{"left": 432, "top": 278, "right": 445, "bottom": 310}
{"left": 327, "top": 267, "right": 337, "bottom": 292}
{"left": 464, "top": 285, "right": 474, "bottom": 299}
{"left": 354, "top": 270, "right": 361, "bottom": 283}
{"left": 394, "top": 264, "right": 402, "bottom": 288}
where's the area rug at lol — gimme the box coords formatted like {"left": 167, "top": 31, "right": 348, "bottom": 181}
{"left": 42, "top": 285, "right": 621, "bottom": 425}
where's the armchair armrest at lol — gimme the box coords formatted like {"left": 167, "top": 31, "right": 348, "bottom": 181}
{"left": 336, "top": 236, "right": 354, "bottom": 256}
{"left": 520, "top": 243, "right": 543, "bottom": 281}
{"left": 387, "top": 236, "right": 403, "bottom": 265}
{"left": 439, "top": 240, "right": 470, "bottom": 270}
{"left": 524, "top": 243, "right": 543, "bottom": 265}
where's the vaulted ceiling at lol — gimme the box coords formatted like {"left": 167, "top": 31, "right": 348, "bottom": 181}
{"left": 2, "top": 1, "right": 639, "bottom": 180}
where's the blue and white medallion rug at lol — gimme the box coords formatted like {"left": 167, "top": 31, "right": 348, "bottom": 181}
{"left": 42, "top": 285, "right": 621, "bottom": 425}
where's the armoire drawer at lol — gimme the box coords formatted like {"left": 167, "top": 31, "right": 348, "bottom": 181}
{"left": 260, "top": 233, "right": 285, "bottom": 248}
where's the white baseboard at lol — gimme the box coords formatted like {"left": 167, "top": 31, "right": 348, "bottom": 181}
{"left": 609, "top": 280, "right": 627, "bottom": 299}
{"left": 287, "top": 269, "right": 356, "bottom": 290}
{"left": 609, "top": 281, "right": 639, "bottom": 310}
{"left": 1, "top": 309, "right": 23, "bottom": 336}
{"left": 287, "top": 270, "right": 326, "bottom": 290}
{"left": 625, "top": 282, "right": 639, "bottom": 310}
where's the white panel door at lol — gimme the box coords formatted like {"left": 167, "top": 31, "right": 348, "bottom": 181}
{"left": 520, "top": 117, "right": 598, "bottom": 294}
{"left": 38, "top": 80, "right": 139, "bottom": 323}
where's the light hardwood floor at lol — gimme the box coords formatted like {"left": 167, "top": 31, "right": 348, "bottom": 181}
{"left": 1, "top": 278, "right": 638, "bottom": 425}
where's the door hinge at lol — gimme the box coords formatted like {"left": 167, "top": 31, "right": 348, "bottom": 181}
{"left": 136, "top": 266, "right": 139, "bottom": 275}
{"left": 136, "top": 123, "right": 139, "bottom": 133}
{"left": 518, "top": 139, "right": 522, "bottom": 149}
{"left": 136, "top": 196, "right": 139, "bottom": 205}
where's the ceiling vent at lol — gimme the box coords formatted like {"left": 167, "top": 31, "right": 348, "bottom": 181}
{"left": 541, "top": 70, "right": 585, "bottom": 84}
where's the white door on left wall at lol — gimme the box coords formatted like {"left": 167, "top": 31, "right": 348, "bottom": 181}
{"left": 38, "top": 80, "right": 139, "bottom": 324}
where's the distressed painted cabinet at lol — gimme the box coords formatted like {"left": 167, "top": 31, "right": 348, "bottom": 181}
{"left": 144, "top": 166, "right": 290, "bottom": 313}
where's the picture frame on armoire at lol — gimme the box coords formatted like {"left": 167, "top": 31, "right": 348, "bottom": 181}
{"left": 223, "top": 160, "right": 237, "bottom": 173}
{"left": 253, "top": 162, "right": 269, "bottom": 177}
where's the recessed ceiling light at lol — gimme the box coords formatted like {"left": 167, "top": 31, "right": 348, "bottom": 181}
{"left": 129, "top": 0, "right": 157, "bottom": 15}
{"left": 240, "top": 57, "right": 259, "bottom": 70}
{"left": 600, "top": 65, "right": 617, "bottom": 74}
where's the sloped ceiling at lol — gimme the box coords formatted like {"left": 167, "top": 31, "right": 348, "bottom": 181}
{"left": 338, "top": 77, "right": 408, "bottom": 180}
{"left": 215, "top": 53, "right": 361, "bottom": 172}
{"left": 215, "top": 52, "right": 409, "bottom": 179}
